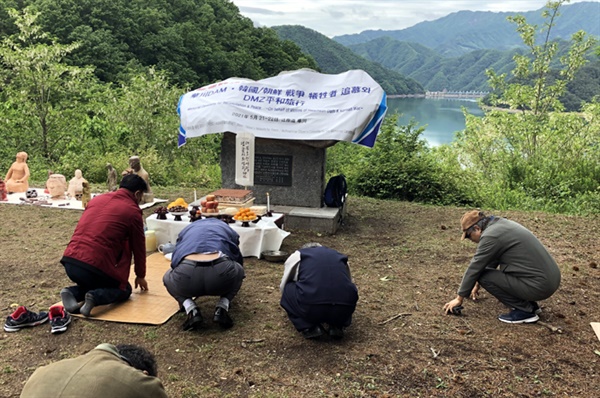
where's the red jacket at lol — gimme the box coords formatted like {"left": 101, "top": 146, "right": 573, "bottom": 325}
{"left": 62, "top": 189, "right": 146, "bottom": 288}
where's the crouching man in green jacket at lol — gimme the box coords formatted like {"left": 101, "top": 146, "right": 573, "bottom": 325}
{"left": 443, "top": 210, "right": 561, "bottom": 324}
{"left": 20, "top": 343, "right": 168, "bottom": 398}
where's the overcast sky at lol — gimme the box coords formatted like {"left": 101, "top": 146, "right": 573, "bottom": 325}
{"left": 230, "top": 0, "right": 598, "bottom": 38}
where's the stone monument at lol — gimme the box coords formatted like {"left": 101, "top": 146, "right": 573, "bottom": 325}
{"left": 4, "top": 151, "right": 30, "bottom": 193}
{"left": 220, "top": 133, "right": 332, "bottom": 208}
{"left": 220, "top": 133, "right": 345, "bottom": 233}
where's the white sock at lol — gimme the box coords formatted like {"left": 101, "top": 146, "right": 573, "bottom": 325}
{"left": 183, "top": 299, "right": 197, "bottom": 314}
{"left": 217, "top": 297, "right": 230, "bottom": 311}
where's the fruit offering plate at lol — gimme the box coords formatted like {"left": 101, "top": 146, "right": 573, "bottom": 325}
{"left": 169, "top": 211, "right": 188, "bottom": 221}
{"left": 235, "top": 217, "right": 258, "bottom": 227}
{"left": 202, "top": 211, "right": 222, "bottom": 217}
{"left": 169, "top": 211, "right": 188, "bottom": 216}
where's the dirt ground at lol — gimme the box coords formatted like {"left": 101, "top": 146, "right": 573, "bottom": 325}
{"left": 0, "top": 191, "right": 599, "bottom": 397}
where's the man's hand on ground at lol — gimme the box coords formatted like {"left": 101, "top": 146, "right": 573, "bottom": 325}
{"left": 135, "top": 277, "right": 148, "bottom": 291}
{"left": 470, "top": 282, "right": 480, "bottom": 301}
{"left": 443, "top": 296, "right": 464, "bottom": 315}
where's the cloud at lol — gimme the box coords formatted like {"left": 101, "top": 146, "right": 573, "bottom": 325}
{"left": 237, "top": 6, "right": 284, "bottom": 16}
{"left": 231, "top": 0, "right": 597, "bottom": 37}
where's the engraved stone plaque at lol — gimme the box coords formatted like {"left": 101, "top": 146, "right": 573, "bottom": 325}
{"left": 254, "top": 154, "right": 293, "bottom": 186}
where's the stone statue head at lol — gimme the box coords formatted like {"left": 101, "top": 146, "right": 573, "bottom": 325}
{"left": 129, "top": 156, "right": 141, "bottom": 171}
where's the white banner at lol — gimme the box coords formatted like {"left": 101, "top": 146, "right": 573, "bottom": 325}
{"left": 178, "top": 69, "right": 387, "bottom": 148}
{"left": 235, "top": 132, "right": 255, "bottom": 186}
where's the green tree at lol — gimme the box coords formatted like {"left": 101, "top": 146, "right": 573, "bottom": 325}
{"left": 327, "top": 114, "right": 478, "bottom": 206}
{"left": 0, "top": 7, "right": 99, "bottom": 165}
{"left": 454, "top": 0, "right": 600, "bottom": 213}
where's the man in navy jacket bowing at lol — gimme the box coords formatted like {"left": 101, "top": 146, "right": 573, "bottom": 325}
{"left": 280, "top": 243, "right": 358, "bottom": 340}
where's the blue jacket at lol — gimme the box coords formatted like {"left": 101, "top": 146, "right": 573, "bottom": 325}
{"left": 170, "top": 218, "right": 243, "bottom": 268}
{"left": 294, "top": 246, "right": 358, "bottom": 305}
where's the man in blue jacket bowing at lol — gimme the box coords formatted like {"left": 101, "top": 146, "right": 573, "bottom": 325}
{"left": 163, "top": 217, "right": 245, "bottom": 331}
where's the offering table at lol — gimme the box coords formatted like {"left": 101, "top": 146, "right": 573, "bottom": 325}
{"left": 146, "top": 213, "right": 289, "bottom": 259}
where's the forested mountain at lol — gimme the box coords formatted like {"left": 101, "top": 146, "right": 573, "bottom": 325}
{"left": 347, "top": 37, "right": 519, "bottom": 91}
{"left": 347, "top": 35, "right": 599, "bottom": 109}
{"left": 334, "top": 2, "right": 600, "bottom": 57}
{"left": 276, "top": 25, "right": 598, "bottom": 111}
{"left": 272, "top": 25, "right": 424, "bottom": 95}
{"left": 0, "top": 0, "right": 317, "bottom": 87}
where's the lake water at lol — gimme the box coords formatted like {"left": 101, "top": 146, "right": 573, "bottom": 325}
{"left": 387, "top": 97, "right": 484, "bottom": 146}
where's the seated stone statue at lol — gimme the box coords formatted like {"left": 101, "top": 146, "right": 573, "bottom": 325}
{"left": 67, "top": 169, "right": 88, "bottom": 200}
{"left": 124, "top": 156, "right": 154, "bottom": 204}
{"left": 5, "top": 151, "right": 30, "bottom": 193}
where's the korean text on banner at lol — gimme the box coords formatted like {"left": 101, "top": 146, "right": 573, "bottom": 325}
{"left": 178, "top": 69, "right": 387, "bottom": 148}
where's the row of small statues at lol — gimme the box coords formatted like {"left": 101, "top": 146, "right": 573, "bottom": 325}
{"left": 2, "top": 152, "right": 154, "bottom": 204}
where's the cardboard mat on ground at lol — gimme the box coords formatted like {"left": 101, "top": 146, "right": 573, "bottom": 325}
{"left": 56, "top": 252, "right": 179, "bottom": 325}
{"left": 2, "top": 188, "right": 166, "bottom": 211}
{"left": 592, "top": 322, "right": 600, "bottom": 342}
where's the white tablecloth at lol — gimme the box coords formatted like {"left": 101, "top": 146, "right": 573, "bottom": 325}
{"left": 146, "top": 213, "right": 289, "bottom": 258}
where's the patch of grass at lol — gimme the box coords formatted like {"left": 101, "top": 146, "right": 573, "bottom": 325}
{"left": 144, "top": 329, "right": 159, "bottom": 340}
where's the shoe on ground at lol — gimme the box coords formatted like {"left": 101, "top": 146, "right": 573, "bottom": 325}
{"left": 60, "top": 288, "right": 81, "bottom": 314}
{"left": 80, "top": 293, "right": 96, "bottom": 317}
{"left": 301, "top": 325, "right": 325, "bottom": 339}
{"left": 498, "top": 309, "right": 539, "bottom": 324}
{"left": 213, "top": 307, "right": 234, "bottom": 329}
{"left": 328, "top": 326, "right": 344, "bottom": 340}
{"left": 182, "top": 308, "right": 203, "bottom": 331}
{"left": 530, "top": 301, "right": 542, "bottom": 315}
{"left": 49, "top": 305, "right": 72, "bottom": 334}
{"left": 4, "top": 306, "right": 49, "bottom": 332}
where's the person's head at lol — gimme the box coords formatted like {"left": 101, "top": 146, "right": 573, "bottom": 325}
{"left": 119, "top": 174, "right": 148, "bottom": 203}
{"left": 301, "top": 242, "right": 322, "bottom": 249}
{"left": 74, "top": 169, "right": 82, "bottom": 178}
{"left": 460, "top": 210, "right": 489, "bottom": 243}
{"left": 116, "top": 344, "right": 158, "bottom": 377}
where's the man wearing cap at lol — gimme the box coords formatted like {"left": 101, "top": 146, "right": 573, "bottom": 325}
{"left": 443, "top": 210, "right": 561, "bottom": 324}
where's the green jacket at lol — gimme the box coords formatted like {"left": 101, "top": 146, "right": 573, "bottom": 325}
{"left": 458, "top": 218, "right": 561, "bottom": 298}
{"left": 20, "top": 344, "right": 168, "bottom": 398}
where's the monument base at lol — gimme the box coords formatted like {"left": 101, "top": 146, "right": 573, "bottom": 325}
{"left": 271, "top": 199, "right": 347, "bottom": 235}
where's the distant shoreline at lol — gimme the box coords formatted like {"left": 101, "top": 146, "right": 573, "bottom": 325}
{"left": 389, "top": 92, "right": 488, "bottom": 100}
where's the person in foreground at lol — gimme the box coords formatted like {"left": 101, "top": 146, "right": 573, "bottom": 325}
{"left": 443, "top": 210, "right": 561, "bottom": 324}
{"left": 163, "top": 217, "right": 245, "bottom": 330}
{"left": 280, "top": 243, "right": 358, "bottom": 340}
{"left": 59, "top": 174, "right": 149, "bottom": 317}
{"left": 20, "top": 343, "right": 168, "bottom": 398}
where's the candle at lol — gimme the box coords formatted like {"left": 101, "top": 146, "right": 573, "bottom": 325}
{"left": 267, "top": 192, "right": 270, "bottom": 212}
{"left": 194, "top": 189, "right": 197, "bottom": 203}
